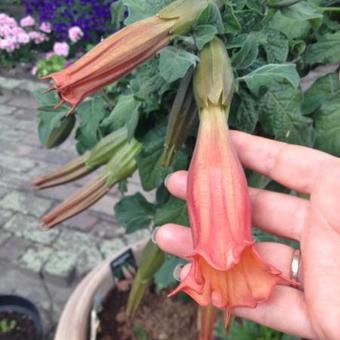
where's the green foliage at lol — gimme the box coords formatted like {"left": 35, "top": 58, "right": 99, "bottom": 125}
{"left": 36, "top": 55, "right": 66, "bottom": 77}
{"left": 0, "top": 319, "right": 16, "bottom": 334}
{"left": 34, "top": 90, "right": 75, "bottom": 148}
{"left": 155, "top": 255, "right": 186, "bottom": 289}
{"left": 304, "top": 31, "right": 340, "bottom": 65}
{"left": 75, "top": 97, "right": 108, "bottom": 154}
{"left": 240, "top": 64, "right": 300, "bottom": 95}
{"left": 302, "top": 72, "right": 340, "bottom": 114}
{"left": 258, "top": 83, "right": 314, "bottom": 146}
{"left": 123, "top": 0, "right": 171, "bottom": 24}
{"left": 114, "top": 193, "right": 155, "bottom": 233}
{"left": 159, "top": 47, "right": 199, "bottom": 83}
{"left": 313, "top": 95, "right": 340, "bottom": 156}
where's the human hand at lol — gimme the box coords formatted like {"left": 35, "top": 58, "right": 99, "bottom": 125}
{"left": 154, "top": 131, "right": 340, "bottom": 340}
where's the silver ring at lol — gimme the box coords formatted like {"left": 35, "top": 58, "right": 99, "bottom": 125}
{"left": 290, "top": 249, "right": 301, "bottom": 282}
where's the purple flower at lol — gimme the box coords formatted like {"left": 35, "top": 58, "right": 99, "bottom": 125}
{"left": 68, "top": 26, "right": 83, "bottom": 42}
{"left": 53, "top": 42, "right": 69, "bottom": 57}
{"left": 20, "top": 15, "right": 35, "bottom": 27}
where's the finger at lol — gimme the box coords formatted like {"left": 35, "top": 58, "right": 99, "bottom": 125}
{"left": 166, "top": 173, "right": 308, "bottom": 240}
{"left": 234, "top": 286, "right": 315, "bottom": 339}
{"left": 231, "top": 130, "right": 336, "bottom": 194}
{"left": 156, "top": 224, "right": 297, "bottom": 278}
{"left": 166, "top": 170, "right": 187, "bottom": 200}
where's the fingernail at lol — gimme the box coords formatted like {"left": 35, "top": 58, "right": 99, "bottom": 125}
{"left": 164, "top": 174, "right": 171, "bottom": 188}
{"left": 151, "top": 227, "right": 160, "bottom": 244}
{"left": 173, "top": 264, "right": 184, "bottom": 282}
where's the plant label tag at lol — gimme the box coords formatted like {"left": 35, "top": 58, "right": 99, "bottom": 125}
{"left": 110, "top": 249, "right": 137, "bottom": 282}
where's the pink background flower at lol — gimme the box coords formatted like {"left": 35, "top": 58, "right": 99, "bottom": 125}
{"left": 53, "top": 42, "right": 69, "bottom": 57}
{"left": 20, "top": 15, "right": 35, "bottom": 27}
{"left": 40, "top": 22, "right": 52, "bottom": 33}
{"left": 68, "top": 26, "right": 83, "bottom": 43}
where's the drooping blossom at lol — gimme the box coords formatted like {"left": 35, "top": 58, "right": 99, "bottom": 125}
{"left": 169, "top": 39, "right": 294, "bottom": 324}
{"left": 68, "top": 26, "right": 83, "bottom": 43}
{"left": 20, "top": 15, "right": 35, "bottom": 27}
{"left": 53, "top": 42, "right": 69, "bottom": 57}
{"left": 43, "top": 0, "right": 209, "bottom": 114}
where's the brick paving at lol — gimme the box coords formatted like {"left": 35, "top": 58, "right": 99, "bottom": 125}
{"left": 0, "top": 77, "right": 150, "bottom": 338}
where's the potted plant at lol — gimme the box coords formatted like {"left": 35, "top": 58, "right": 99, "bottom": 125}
{"left": 31, "top": 0, "right": 340, "bottom": 339}
{"left": 0, "top": 295, "right": 43, "bottom": 340}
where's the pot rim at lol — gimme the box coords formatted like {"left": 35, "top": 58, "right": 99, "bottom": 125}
{"left": 0, "top": 294, "right": 44, "bottom": 340}
{"left": 54, "top": 239, "right": 148, "bottom": 340}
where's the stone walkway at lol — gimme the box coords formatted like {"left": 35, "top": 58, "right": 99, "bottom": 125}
{"left": 0, "top": 77, "right": 149, "bottom": 338}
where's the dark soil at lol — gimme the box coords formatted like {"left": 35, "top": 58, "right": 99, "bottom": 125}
{"left": 0, "top": 311, "right": 38, "bottom": 340}
{"left": 97, "top": 283, "right": 199, "bottom": 340}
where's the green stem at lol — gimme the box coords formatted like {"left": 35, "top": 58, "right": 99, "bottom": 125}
{"left": 267, "top": 0, "right": 302, "bottom": 8}
{"left": 320, "top": 7, "right": 340, "bottom": 12}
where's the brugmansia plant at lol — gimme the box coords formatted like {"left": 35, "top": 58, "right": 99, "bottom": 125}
{"left": 33, "top": 0, "right": 340, "bottom": 338}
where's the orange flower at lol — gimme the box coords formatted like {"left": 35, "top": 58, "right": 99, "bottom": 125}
{"left": 46, "top": 16, "right": 174, "bottom": 114}
{"left": 170, "top": 39, "right": 292, "bottom": 324}
{"left": 45, "top": 0, "right": 210, "bottom": 114}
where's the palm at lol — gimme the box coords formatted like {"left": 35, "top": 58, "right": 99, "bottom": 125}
{"left": 155, "top": 131, "right": 340, "bottom": 340}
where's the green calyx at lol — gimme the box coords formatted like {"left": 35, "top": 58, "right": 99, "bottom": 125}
{"left": 103, "top": 138, "right": 142, "bottom": 188}
{"left": 159, "top": 0, "right": 210, "bottom": 36}
{"left": 127, "top": 241, "right": 165, "bottom": 317}
{"left": 193, "top": 38, "right": 234, "bottom": 109}
{"left": 84, "top": 127, "right": 129, "bottom": 170}
{"left": 161, "top": 68, "right": 197, "bottom": 167}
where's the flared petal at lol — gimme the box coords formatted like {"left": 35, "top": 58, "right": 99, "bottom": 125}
{"left": 170, "top": 246, "right": 287, "bottom": 324}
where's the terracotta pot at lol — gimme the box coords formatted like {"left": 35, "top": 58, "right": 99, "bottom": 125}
{"left": 54, "top": 239, "right": 147, "bottom": 340}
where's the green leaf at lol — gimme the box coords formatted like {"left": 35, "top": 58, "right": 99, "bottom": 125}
{"left": 259, "top": 83, "right": 314, "bottom": 146}
{"left": 155, "top": 256, "right": 186, "bottom": 290}
{"left": 38, "top": 107, "right": 73, "bottom": 147}
{"left": 193, "top": 24, "right": 218, "bottom": 50}
{"left": 34, "top": 89, "right": 59, "bottom": 107}
{"left": 75, "top": 97, "right": 107, "bottom": 153}
{"left": 262, "top": 30, "right": 289, "bottom": 63}
{"left": 137, "top": 122, "right": 188, "bottom": 191}
{"left": 114, "top": 193, "right": 155, "bottom": 233}
{"left": 231, "top": 91, "right": 259, "bottom": 133}
{"left": 222, "top": 3, "right": 241, "bottom": 34}
{"left": 111, "top": 0, "right": 126, "bottom": 30}
{"left": 240, "top": 64, "right": 300, "bottom": 95}
{"left": 313, "top": 95, "right": 340, "bottom": 156}
{"left": 229, "top": 34, "right": 259, "bottom": 70}
{"left": 302, "top": 72, "right": 340, "bottom": 114}
{"left": 159, "top": 47, "right": 199, "bottom": 83}
{"left": 194, "top": 2, "right": 224, "bottom": 34}
{"left": 123, "top": 0, "right": 171, "bottom": 24}
{"left": 154, "top": 197, "right": 189, "bottom": 226}
{"left": 101, "top": 94, "right": 141, "bottom": 139}
{"left": 304, "top": 31, "right": 340, "bottom": 65}
{"left": 268, "top": 2, "right": 322, "bottom": 40}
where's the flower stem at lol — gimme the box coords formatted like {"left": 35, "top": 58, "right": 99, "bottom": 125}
{"left": 320, "top": 7, "right": 340, "bottom": 12}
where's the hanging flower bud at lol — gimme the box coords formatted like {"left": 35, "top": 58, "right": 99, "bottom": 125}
{"left": 40, "top": 138, "right": 141, "bottom": 229}
{"left": 34, "top": 127, "right": 128, "bottom": 189}
{"left": 45, "top": 0, "right": 210, "bottom": 115}
{"left": 161, "top": 68, "right": 197, "bottom": 168}
{"left": 169, "top": 39, "right": 293, "bottom": 324}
